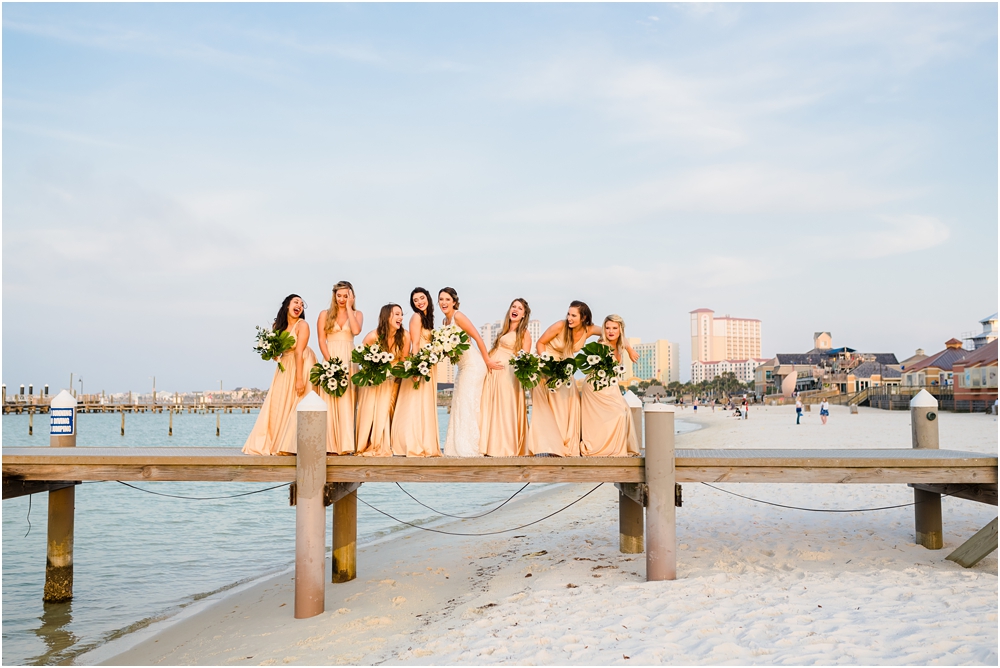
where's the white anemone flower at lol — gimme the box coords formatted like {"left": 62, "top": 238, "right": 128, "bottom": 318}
{"left": 597, "top": 369, "right": 607, "bottom": 378}
{"left": 587, "top": 355, "right": 600, "bottom": 366}
{"left": 386, "top": 353, "right": 395, "bottom": 362}
{"left": 610, "top": 378, "right": 618, "bottom": 386}
{"left": 404, "top": 361, "right": 412, "bottom": 371}
{"left": 564, "top": 363, "right": 574, "bottom": 374}
{"left": 429, "top": 354, "right": 439, "bottom": 364}
{"left": 370, "top": 343, "right": 380, "bottom": 353}
{"left": 354, "top": 345, "right": 365, "bottom": 353}
{"left": 341, "top": 379, "right": 349, "bottom": 386}
{"left": 541, "top": 353, "right": 552, "bottom": 362}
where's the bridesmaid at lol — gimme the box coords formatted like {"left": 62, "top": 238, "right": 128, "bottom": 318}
{"left": 243, "top": 294, "right": 318, "bottom": 456}
{"left": 581, "top": 315, "right": 640, "bottom": 456}
{"left": 391, "top": 288, "right": 441, "bottom": 457}
{"left": 316, "top": 281, "right": 363, "bottom": 454}
{"left": 526, "top": 300, "right": 594, "bottom": 457}
{"left": 355, "top": 304, "right": 409, "bottom": 457}
{"left": 479, "top": 298, "right": 532, "bottom": 457}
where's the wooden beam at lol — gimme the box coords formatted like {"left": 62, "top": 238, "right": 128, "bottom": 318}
{"left": 946, "top": 518, "right": 998, "bottom": 568}
{"left": 908, "top": 483, "right": 997, "bottom": 506}
{"left": 2, "top": 479, "right": 78, "bottom": 500}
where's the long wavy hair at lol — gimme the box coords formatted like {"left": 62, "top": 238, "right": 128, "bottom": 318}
{"left": 274, "top": 294, "right": 304, "bottom": 333}
{"left": 324, "top": 281, "right": 354, "bottom": 335}
{"left": 490, "top": 298, "right": 531, "bottom": 355}
{"left": 376, "top": 303, "right": 406, "bottom": 357}
{"left": 600, "top": 314, "right": 627, "bottom": 357}
{"left": 410, "top": 287, "right": 434, "bottom": 333}
{"left": 558, "top": 300, "right": 593, "bottom": 357}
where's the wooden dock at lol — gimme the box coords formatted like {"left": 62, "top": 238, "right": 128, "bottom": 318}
{"left": 2, "top": 402, "right": 262, "bottom": 415}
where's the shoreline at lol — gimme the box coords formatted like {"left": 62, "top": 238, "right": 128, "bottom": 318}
{"left": 93, "top": 408, "right": 996, "bottom": 664}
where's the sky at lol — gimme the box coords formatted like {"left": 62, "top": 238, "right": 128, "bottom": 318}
{"left": 2, "top": 2, "right": 997, "bottom": 394}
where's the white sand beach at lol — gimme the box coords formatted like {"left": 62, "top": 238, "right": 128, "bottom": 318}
{"left": 98, "top": 405, "right": 998, "bottom": 666}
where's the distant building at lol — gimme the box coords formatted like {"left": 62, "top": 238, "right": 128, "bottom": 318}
{"left": 963, "top": 313, "right": 998, "bottom": 350}
{"left": 480, "top": 319, "right": 541, "bottom": 350}
{"left": 632, "top": 339, "right": 680, "bottom": 385}
{"left": 901, "top": 339, "right": 968, "bottom": 387}
{"left": 953, "top": 340, "right": 998, "bottom": 406}
{"left": 899, "top": 349, "right": 928, "bottom": 371}
{"left": 690, "top": 308, "right": 762, "bottom": 362}
{"left": 437, "top": 362, "right": 457, "bottom": 385}
{"left": 692, "top": 358, "right": 770, "bottom": 384}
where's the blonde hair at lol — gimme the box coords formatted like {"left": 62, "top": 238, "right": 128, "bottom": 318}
{"left": 324, "top": 281, "right": 354, "bottom": 334}
{"left": 490, "top": 299, "right": 531, "bottom": 355}
{"left": 600, "top": 314, "right": 627, "bottom": 356}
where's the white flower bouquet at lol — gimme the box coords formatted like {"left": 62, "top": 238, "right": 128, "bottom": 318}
{"left": 574, "top": 342, "right": 625, "bottom": 391}
{"left": 510, "top": 350, "right": 541, "bottom": 390}
{"left": 430, "top": 324, "right": 471, "bottom": 365}
{"left": 351, "top": 343, "right": 396, "bottom": 387}
{"left": 254, "top": 326, "right": 296, "bottom": 372}
{"left": 538, "top": 352, "right": 577, "bottom": 392}
{"left": 310, "top": 356, "right": 351, "bottom": 397}
{"left": 392, "top": 345, "right": 440, "bottom": 390}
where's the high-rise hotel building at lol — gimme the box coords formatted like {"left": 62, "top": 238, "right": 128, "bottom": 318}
{"left": 690, "top": 308, "right": 763, "bottom": 382}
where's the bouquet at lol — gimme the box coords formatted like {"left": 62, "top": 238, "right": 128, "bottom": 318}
{"left": 538, "top": 352, "right": 577, "bottom": 392}
{"left": 310, "top": 356, "right": 351, "bottom": 397}
{"left": 574, "top": 342, "right": 625, "bottom": 391}
{"left": 509, "top": 350, "right": 541, "bottom": 390}
{"left": 351, "top": 343, "right": 396, "bottom": 387}
{"left": 430, "top": 324, "right": 471, "bottom": 365}
{"left": 392, "top": 346, "right": 440, "bottom": 390}
{"left": 254, "top": 326, "right": 296, "bottom": 372}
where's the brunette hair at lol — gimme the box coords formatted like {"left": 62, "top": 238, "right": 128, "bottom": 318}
{"left": 490, "top": 298, "right": 531, "bottom": 355}
{"left": 274, "top": 294, "right": 304, "bottom": 333}
{"left": 558, "top": 300, "right": 593, "bottom": 357}
{"left": 410, "top": 287, "right": 435, "bottom": 333}
{"left": 376, "top": 303, "right": 406, "bottom": 357}
{"left": 601, "top": 314, "right": 627, "bottom": 356}
{"left": 324, "top": 281, "right": 354, "bottom": 334}
{"left": 438, "top": 287, "right": 460, "bottom": 311}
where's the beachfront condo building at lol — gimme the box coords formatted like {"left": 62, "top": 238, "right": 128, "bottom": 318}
{"left": 690, "top": 308, "right": 762, "bottom": 362}
{"left": 631, "top": 339, "right": 680, "bottom": 385}
{"left": 479, "top": 319, "right": 542, "bottom": 350}
{"left": 691, "top": 358, "right": 770, "bottom": 384}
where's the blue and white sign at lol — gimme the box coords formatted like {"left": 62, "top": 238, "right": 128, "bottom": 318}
{"left": 50, "top": 407, "right": 75, "bottom": 435}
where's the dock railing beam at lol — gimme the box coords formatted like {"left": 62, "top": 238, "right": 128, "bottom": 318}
{"left": 911, "top": 389, "right": 943, "bottom": 549}
{"left": 644, "top": 403, "right": 676, "bottom": 581}
{"left": 45, "top": 390, "right": 77, "bottom": 602}
{"left": 294, "top": 393, "right": 327, "bottom": 619}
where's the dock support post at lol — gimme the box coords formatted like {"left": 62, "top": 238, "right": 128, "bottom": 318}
{"left": 332, "top": 490, "right": 358, "bottom": 582}
{"left": 294, "top": 394, "right": 327, "bottom": 619}
{"left": 911, "top": 390, "right": 942, "bottom": 549}
{"left": 619, "top": 490, "right": 644, "bottom": 554}
{"left": 644, "top": 403, "right": 676, "bottom": 581}
{"left": 45, "top": 390, "right": 77, "bottom": 602}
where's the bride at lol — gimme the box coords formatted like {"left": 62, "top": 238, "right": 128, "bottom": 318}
{"left": 438, "top": 287, "right": 503, "bottom": 457}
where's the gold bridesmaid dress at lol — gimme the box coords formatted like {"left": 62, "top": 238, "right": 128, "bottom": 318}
{"left": 526, "top": 331, "right": 582, "bottom": 457}
{"left": 479, "top": 331, "right": 527, "bottom": 456}
{"left": 243, "top": 322, "right": 318, "bottom": 455}
{"left": 319, "top": 320, "right": 356, "bottom": 454}
{"left": 355, "top": 346, "right": 401, "bottom": 457}
{"left": 580, "top": 373, "right": 638, "bottom": 457}
{"left": 390, "top": 329, "right": 440, "bottom": 457}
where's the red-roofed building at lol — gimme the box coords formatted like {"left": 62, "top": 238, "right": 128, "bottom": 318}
{"left": 953, "top": 339, "right": 998, "bottom": 409}
{"left": 901, "top": 339, "right": 967, "bottom": 387}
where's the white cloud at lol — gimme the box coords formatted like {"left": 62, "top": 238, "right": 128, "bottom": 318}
{"left": 854, "top": 215, "right": 951, "bottom": 258}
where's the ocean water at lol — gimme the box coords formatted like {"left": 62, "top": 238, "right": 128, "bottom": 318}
{"left": 2, "top": 408, "right": 697, "bottom": 665}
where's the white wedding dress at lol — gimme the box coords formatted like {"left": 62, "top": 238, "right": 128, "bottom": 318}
{"left": 444, "top": 317, "right": 487, "bottom": 457}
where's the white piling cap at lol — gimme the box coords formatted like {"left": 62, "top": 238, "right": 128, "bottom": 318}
{"left": 50, "top": 390, "right": 76, "bottom": 409}
{"left": 644, "top": 402, "right": 675, "bottom": 413}
{"left": 296, "top": 392, "right": 328, "bottom": 412}
{"left": 623, "top": 390, "right": 642, "bottom": 408}
{"left": 909, "top": 389, "right": 938, "bottom": 408}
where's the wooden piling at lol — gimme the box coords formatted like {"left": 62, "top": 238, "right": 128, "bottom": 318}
{"left": 911, "top": 390, "right": 943, "bottom": 549}
{"left": 168, "top": 409, "right": 173, "bottom": 437}
{"left": 121, "top": 412, "right": 125, "bottom": 436}
{"left": 216, "top": 413, "right": 220, "bottom": 437}
{"left": 618, "top": 489, "right": 644, "bottom": 553}
{"left": 294, "top": 394, "right": 327, "bottom": 619}
{"left": 332, "top": 490, "right": 358, "bottom": 583}
{"left": 44, "top": 391, "right": 77, "bottom": 602}
{"left": 644, "top": 404, "right": 676, "bottom": 581}
{"left": 29, "top": 410, "right": 33, "bottom": 436}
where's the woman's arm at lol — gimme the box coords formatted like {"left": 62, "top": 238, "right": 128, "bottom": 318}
{"left": 345, "top": 290, "right": 363, "bottom": 336}
{"left": 521, "top": 331, "right": 533, "bottom": 353}
{"left": 316, "top": 311, "right": 330, "bottom": 361}
{"left": 535, "top": 321, "right": 563, "bottom": 355}
{"left": 294, "top": 321, "right": 310, "bottom": 396}
{"left": 625, "top": 341, "right": 639, "bottom": 363}
{"left": 399, "top": 331, "right": 411, "bottom": 363}
{"left": 361, "top": 330, "right": 378, "bottom": 346}
{"left": 454, "top": 311, "right": 503, "bottom": 371}
{"left": 407, "top": 314, "right": 423, "bottom": 355}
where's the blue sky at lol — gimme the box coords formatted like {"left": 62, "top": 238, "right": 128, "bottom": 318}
{"left": 3, "top": 3, "right": 997, "bottom": 393}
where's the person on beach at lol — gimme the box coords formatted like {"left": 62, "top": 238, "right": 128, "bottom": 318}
{"left": 580, "top": 315, "right": 640, "bottom": 457}
{"left": 317, "top": 281, "right": 363, "bottom": 454}
{"left": 243, "top": 294, "right": 317, "bottom": 456}
{"left": 356, "top": 304, "right": 409, "bottom": 457}
{"left": 795, "top": 397, "right": 803, "bottom": 425}
{"left": 693, "top": 398, "right": 698, "bottom": 413}
{"left": 820, "top": 398, "right": 830, "bottom": 425}
{"left": 391, "top": 288, "right": 441, "bottom": 457}
{"left": 479, "top": 298, "right": 532, "bottom": 457}
{"left": 742, "top": 397, "right": 749, "bottom": 420}
{"left": 440, "top": 287, "right": 503, "bottom": 457}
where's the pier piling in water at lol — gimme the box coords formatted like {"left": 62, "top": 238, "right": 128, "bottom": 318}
{"left": 44, "top": 391, "right": 77, "bottom": 602}
{"left": 911, "top": 390, "right": 943, "bottom": 549}
{"left": 644, "top": 404, "right": 676, "bottom": 581}
{"left": 294, "top": 394, "right": 327, "bottom": 619}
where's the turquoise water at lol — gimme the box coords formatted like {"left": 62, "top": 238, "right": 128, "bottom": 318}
{"left": 2, "top": 409, "right": 697, "bottom": 665}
